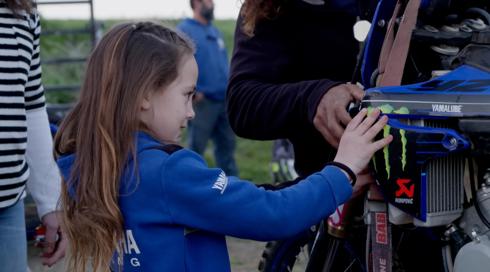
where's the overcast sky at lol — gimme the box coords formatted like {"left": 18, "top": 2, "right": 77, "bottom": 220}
{"left": 37, "top": 0, "right": 242, "bottom": 20}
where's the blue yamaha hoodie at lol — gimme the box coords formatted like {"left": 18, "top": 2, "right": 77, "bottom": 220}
{"left": 57, "top": 132, "right": 352, "bottom": 271}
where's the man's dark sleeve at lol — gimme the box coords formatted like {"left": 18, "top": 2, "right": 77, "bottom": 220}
{"left": 226, "top": 16, "right": 340, "bottom": 141}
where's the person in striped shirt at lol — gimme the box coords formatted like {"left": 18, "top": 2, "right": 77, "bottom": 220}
{"left": 0, "top": 0, "right": 66, "bottom": 270}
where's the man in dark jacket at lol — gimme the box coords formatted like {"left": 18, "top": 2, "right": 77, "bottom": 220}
{"left": 227, "top": 0, "right": 363, "bottom": 177}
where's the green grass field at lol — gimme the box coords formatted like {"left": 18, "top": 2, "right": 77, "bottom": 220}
{"left": 41, "top": 19, "right": 273, "bottom": 183}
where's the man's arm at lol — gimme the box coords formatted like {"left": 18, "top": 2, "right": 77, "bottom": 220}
{"left": 227, "top": 16, "right": 341, "bottom": 140}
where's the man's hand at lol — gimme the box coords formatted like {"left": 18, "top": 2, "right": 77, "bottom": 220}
{"left": 41, "top": 211, "right": 67, "bottom": 267}
{"left": 313, "top": 83, "right": 364, "bottom": 148}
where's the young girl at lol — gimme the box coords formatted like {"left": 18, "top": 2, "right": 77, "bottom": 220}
{"left": 54, "top": 22, "right": 392, "bottom": 272}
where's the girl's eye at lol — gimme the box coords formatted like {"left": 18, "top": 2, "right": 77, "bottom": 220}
{"left": 186, "top": 88, "right": 196, "bottom": 101}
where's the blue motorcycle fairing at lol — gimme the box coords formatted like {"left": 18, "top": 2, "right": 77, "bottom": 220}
{"left": 359, "top": 64, "right": 490, "bottom": 222}
{"left": 386, "top": 118, "right": 470, "bottom": 162}
{"left": 373, "top": 65, "right": 490, "bottom": 94}
{"left": 362, "top": 65, "right": 490, "bottom": 118}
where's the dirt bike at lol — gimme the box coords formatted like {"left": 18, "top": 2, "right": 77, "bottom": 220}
{"left": 259, "top": 0, "right": 490, "bottom": 271}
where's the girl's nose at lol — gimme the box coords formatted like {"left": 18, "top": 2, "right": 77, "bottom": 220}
{"left": 187, "top": 107, "right": 195, "bottom": 120}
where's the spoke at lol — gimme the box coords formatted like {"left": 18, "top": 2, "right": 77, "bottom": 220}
{"left": 322, "top": 239, "right": 341, "bottom": 272}
{"left": 343, "top": 259, "right": 356, "bottom": 272}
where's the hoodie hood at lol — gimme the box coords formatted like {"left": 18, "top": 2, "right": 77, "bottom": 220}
{"left": 57, "top": 153, "right": 75, "bottom": 180}
{"left": 56, "top": 153, "right": 77, "bottom": 198}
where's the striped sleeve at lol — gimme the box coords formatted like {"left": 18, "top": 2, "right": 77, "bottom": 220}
{"left": 0, "top": 7, "right": 48, "bottom": 209}
{"left": 24, "top": 14, "right": 45, "bottom": 111}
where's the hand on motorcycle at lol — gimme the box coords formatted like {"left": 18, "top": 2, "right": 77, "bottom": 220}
{"left": 333, "top": 108, "right": 392, "bottom": 181}
{"left": 41, "top": 211, "right": 67, "bottom": 267}
{"left": 313, "top": 83, "right": 364, "bottom": 148}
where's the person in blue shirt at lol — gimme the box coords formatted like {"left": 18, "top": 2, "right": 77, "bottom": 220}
{"left": 177, "top": 0, "right": 238, "bottom": 176}
{"left": 54, "top": 22, "right": 392, "bottom": 272}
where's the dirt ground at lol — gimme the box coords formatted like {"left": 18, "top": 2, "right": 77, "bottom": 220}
{"left": 28, "top": 237, "right": 266, "bottom": 272}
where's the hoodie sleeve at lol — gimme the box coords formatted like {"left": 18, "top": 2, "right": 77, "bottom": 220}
{"left": 161, "top": 149, "right": 352, "bottom": 241}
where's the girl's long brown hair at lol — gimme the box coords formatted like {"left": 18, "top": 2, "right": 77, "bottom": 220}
{"left": 240, "top": 0, "right": 288, "bottom": 36}
{"left": 54, "top": 22, "right": 193, "bottom": 271}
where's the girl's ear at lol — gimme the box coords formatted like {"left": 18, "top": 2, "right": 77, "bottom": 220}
{"left": 140, "top": 96, "right": 152, "bottom": 111}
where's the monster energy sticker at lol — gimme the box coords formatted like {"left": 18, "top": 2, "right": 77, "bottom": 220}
{"left": 368, "top": 105, "right": 409, "bottom": 179}
{"left": 393, "top": 107, "right": 409, "bottom": 171}
{"left": 367, "top": 104, "right": 422, "bottom": 216}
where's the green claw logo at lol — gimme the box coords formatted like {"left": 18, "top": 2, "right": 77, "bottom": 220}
{"left": 368, "top": 105, "right": 409, "bottom": 179}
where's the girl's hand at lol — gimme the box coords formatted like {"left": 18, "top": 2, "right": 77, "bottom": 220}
{"left": 333, "top": 108, "right": 392, "bottom": 176}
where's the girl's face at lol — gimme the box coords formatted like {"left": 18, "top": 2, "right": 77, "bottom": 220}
{"left": 140, "top": 55, "right": 198, "bottom": 143}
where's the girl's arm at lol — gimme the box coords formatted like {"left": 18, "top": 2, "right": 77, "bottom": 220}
{"left": 161, "top": 149, "right": 352, "bottom": 241}
{"left": 161, "top": 108, "right": 391, "bottom": 241}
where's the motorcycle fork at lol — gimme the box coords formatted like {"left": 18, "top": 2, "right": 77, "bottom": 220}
{"left": 304, "top": 201, "right": 358, "bottom": 272}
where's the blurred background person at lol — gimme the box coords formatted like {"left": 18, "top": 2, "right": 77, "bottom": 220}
{"left": 177, "top": 0, "right": 238, "bottom": 176}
